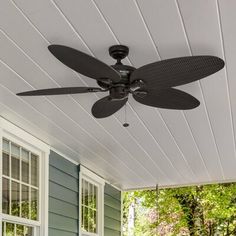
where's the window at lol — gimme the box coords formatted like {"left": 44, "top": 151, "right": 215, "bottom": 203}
{"left": 2, "top": 139, "right": 39, "bottom": 220}
{"left": 79, "top": 167, "right": 105, "bottom": 236}
{"left": 0, "top": 118, "right": 49, "bottom": 236}
{"left": 2, "top": 221, "right": 34, "bottom": 236}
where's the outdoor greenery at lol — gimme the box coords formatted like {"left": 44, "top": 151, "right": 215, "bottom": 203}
{"left": 123, "top": 183, "right": 236, "bottom": 236}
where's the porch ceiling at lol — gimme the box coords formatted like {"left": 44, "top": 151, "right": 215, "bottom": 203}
{"left": 1, "top": 0, "right": 236, "bottom": 190}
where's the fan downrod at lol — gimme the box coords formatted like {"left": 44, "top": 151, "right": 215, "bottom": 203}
{"left": 109, "top": 45, "right": 129, "bottom": 64}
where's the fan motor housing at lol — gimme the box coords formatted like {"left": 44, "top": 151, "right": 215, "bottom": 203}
{"left": 112, "top": 64, "right": 135, "bottom": 83}
{"left": 109, "top": 85, "right": 128, "bottom": 100}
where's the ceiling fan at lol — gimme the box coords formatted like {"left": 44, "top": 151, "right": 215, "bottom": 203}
{"left": 17, "top": 45, "right": 225, "bottom": 119}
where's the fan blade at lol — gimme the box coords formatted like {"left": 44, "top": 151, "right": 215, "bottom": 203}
{"left": 17, "top": 87, "right": 104, "bottom": 96}
{"left": 133, "top": 88, "right": 200, "bottom": 110}
{"left": 92, "top": 96, "right": 128, "bottom": 118}
{"left": 48, "top": 45, "right": 121, "bottom": 82}
{"left": 131, "top": 56, "right": 224, "bottom": 89}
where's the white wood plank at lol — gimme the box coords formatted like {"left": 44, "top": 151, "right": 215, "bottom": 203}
{"left": 0, "top": 30, "right": 151, "bottom": 185}
{"left": 0, "top": 0, "right": 235, "bottom": 188}
{"left": 94, "top": 0, "right": 159, "bottom": 67}
{"left": 88, "top": 0, "right": 186, "bottom": 182}
{"left": 136, "top": 0, "right": 224, "bottom": 181}
{"left": 0, "top": 62, "right": 142, "bottom": 186}
{"left": 178, "top": 0, "right": 236, "bottom": 179}
{"left": 94, "top": 0, "right": 213, "bottom": 182}
{"left": 0, "top": 102, "right": 125, "bottom": 187}
{"left": 218, "top": 0, "right": 236, "bottom": 180}
{"left": 4, "top": 0, "right": 172, "bottom": 184}
{"left": 6, "top": 0, "right": 175, "bottom": 184}
{"left": 0, "top": 0, "right": 164, "bottom": 184}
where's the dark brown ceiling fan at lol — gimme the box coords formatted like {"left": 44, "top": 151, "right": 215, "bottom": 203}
{"left": 17, "top": 45, "right": 225, "bottom": 118}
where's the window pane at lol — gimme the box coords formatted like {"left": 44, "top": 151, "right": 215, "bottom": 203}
{"left": 84, "top": 207, "right": 88, "bottom": 231}
{"left": 16, "top": 224, "right": 24, "bottom": 236}
{"left": 2, "top": 222, "right": 4, "bottom": 236}
{"left": 94, "top": 210, "right": 97, "bottom": 233}
{"left": 94, "top": 185, "right": 97, "bottom": 209}
{"left": 3, "top": 139, "right": 10, "bottom": 152}
{"left": 85, "top": 181, "right": 88, "bottom": 206}
{"left": 82, "top": 179, "right": 84, "bottom": 206}
{"left": 11, "top": 143, "right": 20, "bottom": 157}
{"left": 31, "top": 188, "right": 38, "bottom": 220}
{"left": 88, "top": 208, "right": 93, "bottom": 232}
{"left": 2, "top": 178, "right": 10, "bottom": 214}
{"left": 88, "top": 183, "right": 92, "bottom": 209}
{"left": 81, "top": 205, "right": 84, "bottom": 230}
{"left": 31, "top": 154, "right": 38, "bottom": 187}
{"left": 6, "top": 222, "right": 14, "bottom": 236}
{"left": 21, "top": 185, "right": 29, "bottom": 219}
{"left": 11, "top": 143, "right": 20, "bottom": 180}
{"left": 11, "top": 156, "right": 20, "bottom": 180}
{"left": 22, "top": 149, "right": 29, "bottom": 183}
{"left": 3, "top": 222, "right": 34, "bottom": 236}
{"left": 3, "top": 152, "right": 10, "bottom": 176}
{"left": 25, "top": 226, "right": 34, "bottom": 236}
{"left": 11, "top": 181, "right": 20, "bottom": 217}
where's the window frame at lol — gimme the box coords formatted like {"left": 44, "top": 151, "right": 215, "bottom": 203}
{"left": 79, "top": 166, "right": 105, "bottom": 236}
{"left": 0, "top": 118, "right": 49, "bottom": 236}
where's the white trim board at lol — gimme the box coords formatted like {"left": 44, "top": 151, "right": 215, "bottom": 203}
{"left": 126, "top": 178, "right": 236, "bottom": 192}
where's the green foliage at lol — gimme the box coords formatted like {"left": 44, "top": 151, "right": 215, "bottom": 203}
{"left": 123, "top": 183, "right": 236, "bottom": 236}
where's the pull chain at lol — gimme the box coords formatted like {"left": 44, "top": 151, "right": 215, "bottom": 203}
{"left": 123, "top": 104, "right": 129, "bottom": 127}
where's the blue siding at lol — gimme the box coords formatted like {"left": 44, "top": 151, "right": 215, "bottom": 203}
{"left": 48, "top": 151, "right": 79, "bottom": 236}
{"left": 104, "top": 184, "right": 122, "bottom": 236}
{"left": 48, "top": 152, "right": 121, "bottom": 236}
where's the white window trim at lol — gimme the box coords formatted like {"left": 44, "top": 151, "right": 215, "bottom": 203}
{"left": 0, "top": 118, "right": 49, "bottom": 236}
{"left": 79, "top": 166, "right": 105, "bottom": 236}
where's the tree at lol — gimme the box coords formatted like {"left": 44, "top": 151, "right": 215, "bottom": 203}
{"left": 123, "top": 183, "right": 236, "bottom": 236}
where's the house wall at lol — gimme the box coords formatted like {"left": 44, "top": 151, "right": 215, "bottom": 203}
{"left": 48, "top": 151, "right": 122, "bottom": 236}
{"left": 48, "top": 151, "right": 79, "bottom": 236}
{"left": 104, "top": 184, "right": 122, "bottom": 236}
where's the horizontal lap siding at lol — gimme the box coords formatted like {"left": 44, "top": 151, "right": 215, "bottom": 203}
{"left": 104, "top": 184, "right": 121, "bottom": 236}
{"left": 49, "top": 151, "right": 79, "bottom": 236}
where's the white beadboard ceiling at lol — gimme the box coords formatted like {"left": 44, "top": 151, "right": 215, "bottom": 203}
{"left": 0, "top": 0, "right": 236, "bottom": 190}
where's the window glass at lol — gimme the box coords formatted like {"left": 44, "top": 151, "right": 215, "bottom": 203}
{"left": 2, "top": 178, "right": 10, "bottom": 214}
{"left": 3, "top": 152, "right": 9, "bottom": 176}
{"left": 21, "top": 185, "right": 29, "bottom": 219}
{"left": 11, "top": 143, "right": 20, "bottom": 180}
{"left": 3, "top": 139, "right": 10, "bottom": 176}
{"left": 2, "top": 221, "right": 34, "bottom": 236}
{"left": 6, "top": 222, "right": 14, "bottom": 236}
{"left": 31, "top": 154, "right": 38, "bottom": 187}
{"left": 21, "top": 149, "right": 29, "bottom": 184}
{"left": 11, "top": 181, "right": 20, "bottom": 217}
{"left": 31, "top": 188, "right": 38, "bottom": 221}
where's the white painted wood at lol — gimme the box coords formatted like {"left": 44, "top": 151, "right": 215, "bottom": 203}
{"left": 178, "top": 0, "right": 236, "bottom": 179}
{"left": 1, "top": 0, "right": 169, "bottom": 185}
{"left": 0, "top": 103, "right": 125, "bottom": 187}
{"left": 135, "top": 0, "right": 224, "bottom": 181}
{"left": 218, "top": 0, "right": 236, "bottom": 178}
{"left": 0, "top": 0, "right": 235, "bottom": 189}
{"left": 0, "top": 24, "right": 147, "bottom": 187}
